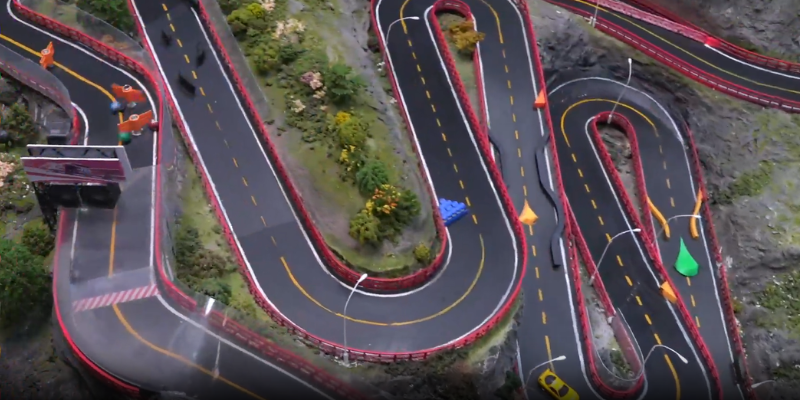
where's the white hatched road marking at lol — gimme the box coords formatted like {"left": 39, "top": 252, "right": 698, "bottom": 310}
{"left": 72, "top": 284, "right": 159, "bottom": 312}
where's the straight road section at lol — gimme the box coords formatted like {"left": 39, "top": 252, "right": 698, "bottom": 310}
{"left": 457, "top": 0, "right": 596, "bottom": 397}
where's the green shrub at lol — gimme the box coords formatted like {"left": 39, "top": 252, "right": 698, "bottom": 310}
{"left": 76, "top": 0, "right": 134, "bottom": 33}
{"left": 227, "top": 3, "right": 271, "bottom": 38}
{"left": 323, "top": 63, "right": 365, "bottom": 104}
{"left": 356, "top": 160, "right": 390, "bottom": 196}
{"left": 335, "top": 115, "right": 369, "bottom": 148}
{"left": 0, "top": 238, "right": 51, "bottom": 325}
{"left": 21, "top": 221, "right": 54, "bottom": 258}
{"left": 174, "top": 218, "right": 235, "bottom": 301}
{"left": 349, "top": 209, "right": 381, "bottom": 246}
{"left": 413, "top": 243, "right": 431, "bottom": 264}
{"left": 2, "top": 103, "right": 37, "bottom": 146}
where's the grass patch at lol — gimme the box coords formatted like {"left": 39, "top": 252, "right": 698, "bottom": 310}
{"left": 756, "top": 270, "right": 800, "bottom": 339}
{"left": 713, "top": 161, "right": 774, "bottom": 205}
{"left": 226, "top": 0, "right": 437, "bottom": 277}
{"left": 175, "top": 152, "right": 354, "bottom": 377}
{"left": 463, "top": 296, "right": 521, "bottom": 366}
{"left": 1, "top": 144, "right": 36, "bottom": 239}
{"left": 437, "top": 12, "right": 481, "bottom": 114}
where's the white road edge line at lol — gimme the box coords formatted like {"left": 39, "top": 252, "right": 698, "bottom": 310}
{"left": 705, "top": 44, "right": 800, "bottom": 81}
{"left": 127, "top": 2, "right": 337, "bottom": 398}
{"left": 420, "top": 4, "right": 519, "bottom": 340}
{"left": 572, "top": 112, "right": 712, "bottom": 400}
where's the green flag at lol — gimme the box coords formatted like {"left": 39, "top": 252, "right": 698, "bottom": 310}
{"left": 675, "top": 238, "right": 699, "bottom": 277}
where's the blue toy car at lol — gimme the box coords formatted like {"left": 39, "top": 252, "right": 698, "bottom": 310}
{"left": 110, "top": 101, "right": 126, "bottom": 114}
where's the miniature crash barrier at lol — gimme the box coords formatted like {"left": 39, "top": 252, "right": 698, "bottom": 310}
{"left": 13, "top": 0, "right": 366, "bottom": 398}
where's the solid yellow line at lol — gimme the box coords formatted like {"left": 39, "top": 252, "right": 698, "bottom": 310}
{"left": 108, "top": 208, "right": 118, "bottom": 277}
{"left": 478, "top": 0, "right": 504, "bottom": 44}
{"left": 575, "top": 0, "right": 800, "bottom": 96}
{"left": 664, "top": 354, "right": 681, "bottom": 400}
{"left": 648, "top": 197, "right": 670, "bottom": 239}
{"left": 112, "top": 305, "right": 266, "bottom": 400}
{"left": 690, "top": 190, "right": 702, "bottom": 239}
{"left": 284, "top": 235, "right": 486, "bottom": 326}
{"left": 400, "top": 0, "right": 412, "bottom": 33}
{"left": 560, "top": 99, "right": 656, "bottom": 151}
{"left": 0, "top": 35, "right": 121, "bottom": 125}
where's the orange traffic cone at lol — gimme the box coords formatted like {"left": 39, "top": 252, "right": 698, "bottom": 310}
{"left": 118, "top": 110, "right": 153, "bottom": 136}
{"left": 39, "top": 42, "right": 54, "bottom": 69}
{"left": 534, "top": 89, "right": 547, "bottom": 109}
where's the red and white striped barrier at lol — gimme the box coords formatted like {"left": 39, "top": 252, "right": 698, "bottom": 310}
{"left": 72, "top": 284, "right": 159, "bottom": 312}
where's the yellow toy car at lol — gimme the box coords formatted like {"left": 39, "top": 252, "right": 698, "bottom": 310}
{"left": 538, "top": 369, "right": 579, "bottom": 400}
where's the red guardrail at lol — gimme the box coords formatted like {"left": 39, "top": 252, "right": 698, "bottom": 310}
{"left": 551, "top": 4, "right": 800, "bottom": 110}
{"left": 52, "top": 211, "right": 140, "bottom": 396}
{"left": 134, "top": 0, "right": 523, "bottom": 365}
{"left": 14, "top": 2, "right": 367, "bottom": 398}
{"left": 583, "top": 0, "right": 707, "bottom": 43}
{"left": 566, "top": 204, "right": 643, "bottom": 398}
{"left": 434, "top": 0, "right": 641, "bottom": 395}
{"left": 192, "top": 2, "right": 447, "bottom": 293}
{"left": 618, "top": 0, "right": 800, "bottom": 75}
{"left": 682, "top": 122, "right": 757, "bottom": 400}
{"left": 584, "top": 108, "right": 723, "bottom": 399}
{"left": 540, "top": 4, "right": 767, "bottom": 398}
{"left": 0, "top": 45, "right": 80, "bottom": 141}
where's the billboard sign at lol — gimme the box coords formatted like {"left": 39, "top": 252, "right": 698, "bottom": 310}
{"left": 21, "top": 157, "right": 128, "bottom": 184}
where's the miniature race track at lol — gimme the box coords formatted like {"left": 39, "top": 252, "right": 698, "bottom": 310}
{"left": 5, "top": 0, "right": 798, "bottom": 397}
{"left": 131, "top": 0, "right": 524, "bottom": 354}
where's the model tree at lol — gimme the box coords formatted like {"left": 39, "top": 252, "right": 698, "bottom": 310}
{"left": 448, "top": 20, "right": 485, "bottom": 55}
{"left": 0, "top": 239, "right": 52, "bottom": 325}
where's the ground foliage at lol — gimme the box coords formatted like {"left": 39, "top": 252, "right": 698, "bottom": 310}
{"left": 74, "top": 0, "right": 135, "bottom": 33}
{"left": 225, "top": 0, "right": 423, "bottom": 248}
{"left": 0, "top": 238, "right": 52, "bottom": 327}
{"left": 173, "top": 216, "right": 237, "bottom": 303}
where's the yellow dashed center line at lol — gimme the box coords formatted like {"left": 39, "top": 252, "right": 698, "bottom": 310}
{"left": 170, "top": 23, "right": 176, "bottom": 32}
{"left": 644, "top": 314, "right": 652, "bottom": 325}
{"left": 184, "top": 54, "right": 190, "bottom": 63}
{"left": 251, "top": 196, "right": 258, "bottom": 206}
{"left": 625, "top": 275, "right": 633, "bottom": 286}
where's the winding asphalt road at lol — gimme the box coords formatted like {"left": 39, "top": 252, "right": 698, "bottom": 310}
{"left": 130, "top": 0, "right": 523, "bottom": 356}
{"left": 6, "top": 0, "right": 795, "bottom": 397}
{"left": 0, "top": 1, "right": 344, "bottom": 398}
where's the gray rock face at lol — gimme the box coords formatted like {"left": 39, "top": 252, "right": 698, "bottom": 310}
{"left": 647, "top": 0, "right": 800, "bottom": 61}
{"left": 527, "top": 0, "right": 800, "bottom": 392}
